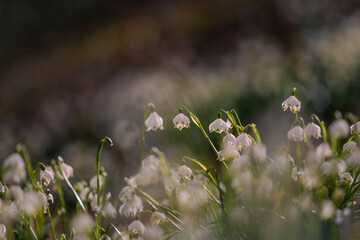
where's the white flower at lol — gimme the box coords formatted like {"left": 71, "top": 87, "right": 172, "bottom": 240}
{"left": 89, "top": 175, "right": 103, "bottom": 189}
{"left": 21, "top": 190, "right": 47, "bottom": 216}
{"left": 315, "top": 143, "right": 332, "bottom": 160}
{"left": 329, "top": 119, "right": 350, "bottom": 138}
{"left": 287, "top": 126, "right": 303, "bottom": 141}
{"left": 282, "top": 96, "right": 301, "bottom": 113}
{"left": 70, "top": 213, "right": 94, "bottom": 236}
{"left": 61, "top": 162, "right": 74, "bottom": 179}
{"left": 47, "top": 192, "right": 54, "bottom": 204}
{"left": 351, "top": 121, "right": 360, "bottom": 135}
{"left": 340, "top": 172, "right": 353, "bottom": 185}
{"left": 0, "top": 224, "right": 6, "bottom": 240}
{"left": 2, "top": 153, "right": 26, "bottom": 184}
{"left": 128, "top": 220, "right": 146, "bottom": 235}
{"left": 177, "top": 165, "right": 192, "bottom": 180}
{"left": 235, "top": 133, "right": 252, "bottom": 149}
{"left": 145, "top": 112, "right": 163, "bottom": 131}
{"left": 343, "top": 141, "right": 359, "bottom": 153}
{"left": 119, "top": 186, "right": 135, "bottom": 203}
{"left": 150, "top": 212, "right": 166, "bottom": 226}
{"left": 142, "top": 155, "right": 160, "bottom": 171}
{"left": 218, "top": 147, "right": 240, "bottom": 161}
{"left": 8, "top": 185, "right": 24, "bottom": 203}
{"left": 209, "top": 118, "right": 229, "bottom": 133}
{"left": 304, "top": 122, "right": 322, "bottom": 139}
{"left": 41, "top": 168, "right": 54, "bottom": 186}
{"left": 101, "top": 201, "right": 117, "bottom": 219}
{"left": 346, "top": 151, "right": 360, "bottom": 168}
{"left": 173, "top": 113, "right": 190, "bottom": 130}
{"left": 162, "top": 174, "right": 179, "bottom": 192}
{"left": 119, "top": 195, "right": 143, "bottom": 217}
{"left": 0, "top": 182, "right": 5, "bottom": 193}
{"left": 320, "top": 200, "right": 335, "bottom": 220}
{"left": 223, "top": 134, "right": 236, "bottom": 148}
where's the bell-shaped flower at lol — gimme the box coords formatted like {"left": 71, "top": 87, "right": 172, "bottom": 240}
{"left": 282, "top": 96, "right": 301, "bottom": 113}
{"left": 235, "top": 133, "right": 252, "bottom": 149}
{"left": 61, "top": 162, "right": 74, "bottom": 179}
{"left": 218, "top": 146, "right": 240, "bottom": 161}
{"left": 287, "top": 126, "right": 303, "bottom": 142}
{"left": 162, "top": 173, "right": 179, "bottom": 192}
{"left": 101, "top": 201, "right": 117, "bottom": 219}
{"left": 89, "top": 175, "right": 103, "bottom": 189}
{"left": 150, "top": 212, "right": 166, "bottom": 226}
{"left": 142, "top": 155, "right": 160, "bottom": 171}
{"left": 119, "top": 194, "right": 143, "bottom": 217}
{"left": 304, "top": 122, "right": 322, "bottom": 139}
{"left": 223, "top": 134, "right": 236, "bottom": 148}
{"left": 340, "top": 172, "right": 353, "bottom": 185}
{"left": 70, "top": 213, "right": 94, "bottom": 236}
{"left": 315, "top": 143, "right": 332, "bottom": 161}
{"left": 173, "top": 113, "right": 190, "bottom": 130}
{"left": 2, "top": 153, "right": 26, "bottom": 184}
{"left": 41, "top": 166, "right": 54, "bottom": 186}
{"left": 145, "top": 112, "right": 163, "bottom": 131}
{"left": 209, "top": 118, "right": 229, "bottom": 133}
{"left": 119, "top": 186, "right": 135, "bottom": 203}
{"left": 351, "top": 121, "right": 360, "bottom": 135}
{"left": 0, "top": 224, "right": 6, "bottom": 240}
{"left": 177, "top": 165, "right": 192, "bottom": 180}
{"left": 329, "top": 119, "right": 350, "bottom": 138}
{"left": 128, "top": 220, "right": 146, "bottom": 235}
{"left": 343, "top": 141, "right": 359, "bottom": 154}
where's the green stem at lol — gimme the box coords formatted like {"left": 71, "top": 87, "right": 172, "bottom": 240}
{"left": 180, "top": 105, "right": 218, "bottom": 154}
{"left": 96, "top": 137, "right": 113, "bottom": 240}
{"left": 15, "top": 143, "right": 34, "bottom": 185}
{"left": 51, "top": 161, "right": 68, "bottom": 235}
{"left": 47, "top": 206, "right": 56, "bottom": 240}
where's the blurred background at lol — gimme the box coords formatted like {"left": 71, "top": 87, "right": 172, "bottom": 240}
{"left": 1, "top": 0, "right": 360, "bottom": 194}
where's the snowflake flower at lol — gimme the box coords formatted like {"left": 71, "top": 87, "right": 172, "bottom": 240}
{"left": 41, "top": 167, "right": 54, "bottom": 186}
{"left": 304, "top": 122, "right": 322, "bottom": 139}
{"left": 340, "top": 172, "right": 353, "bottom": 185}
{"left": 119, "top": 194, "right": 143, "bottom": 217}
{"left": 119, "top": 186, "right": 135, "bottom": 203}
{"left": 287, "top": 126, "right": 303, "bottom": 141}
{"left": 343, "top": 141, "right": 359, "bottom": 153}
{"left": 223, "top": 134, "right": 236, "bottom": 148}
{"left": 61, "top": 162, "right": 74, "bottom": 179}
{"left": 177, "top": 165, "right": 192, "bottom": 180}
{"left": 209, "top": 118, "right": 229, "bottom": 133}
{"left": 235, "top": 133, "right": 252, "bottom": 149}
{"left": 162, "top": 173, "right": 179, "bottom": 192}
{"left": 329, "top": 119, "right": 349, "bottom": 138}
{"left": 128, "top": 220, "right": 146, "bottom": 235}
{"left": 145, "top": 112, "right": 164, "bottom": 131}
{"left": 150, "top": 212, "right": 166, "bottom": 226}
{"left": 173, "top": 113, "right": 190, "bottom": 130}
{"left": 218, "top": 147, "right": 240, "bottom": 161}
{"left": 2, "top": 153, "right": 26, "bottom": 184}
{"left": 351, "top": 121, "right": 360, "bottom": 135}
{"left": 282, "top": 96, "right": 301, "bottom": 113}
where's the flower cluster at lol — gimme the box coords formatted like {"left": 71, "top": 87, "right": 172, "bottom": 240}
{"left": 1, "top": 89, "right": 360, "bottom": 240}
